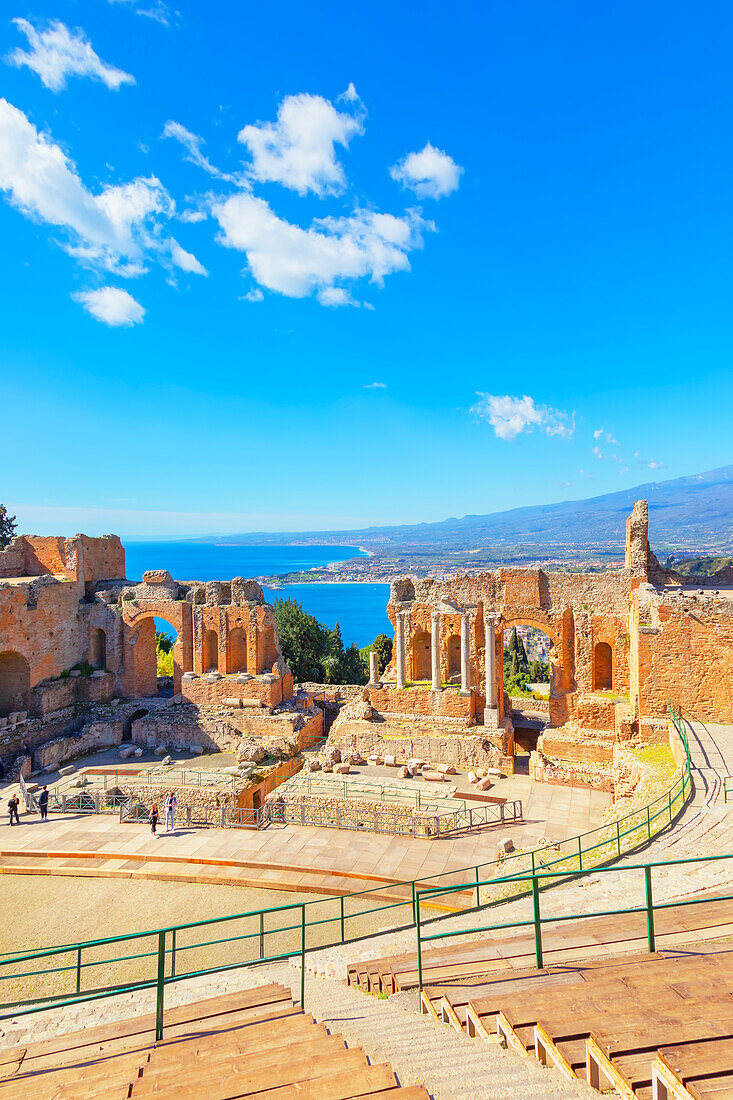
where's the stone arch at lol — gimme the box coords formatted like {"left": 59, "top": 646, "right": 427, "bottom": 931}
{"left": 123, "top": 707, "right": 148, "bottom": 743}
{"left": 446, "top": 634, "right": 461, "bottom": 679}
{"left": 411, "top": 630, "right": 431, "bottom": 681}
{"left": 0, "top": 651, "right": 30, "bottom": 718}
{"left": 125, "top": 615, "right": 181, "bottom": 698}
{"left": 228, "top": 627, "right": 248, "bottom": 674}
{"left": 90, "top": 627, "right": 107, "bottom": 669}
{"left": 203, "top": 630, "right": 218, "bottom": 672}
{"left": 593, "top": 641, "right": 613, "bottom": 691}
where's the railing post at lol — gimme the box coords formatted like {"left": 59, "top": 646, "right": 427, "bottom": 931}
{"left": 577, "top": 835, "right": 583, "bottom": 871}
{"left": 340, "top": 895, "right": 345, "bottom": 943}
{"left": 647, "top": 805, "right": 652, "bottom": 841}
{"left": 300, "top": 905, "right": 306, "bottom": 1008}
{"left": 616, "top": 819, "right": 621, "bottom": 856}
{"left": 411, "top": 879, "right": 417, "bottom": 924}
{"left": 668, "top": 789, "right": 672, "bottom": 823}
{"left": 155, "top": 931, "right": 166, "bottom": 1042}
{"left": 531, "top": 875, "right": 543, "bottom": 969}
{"left": 645, "top": 865, "right": 655, "bottom": 953}
{"left": 259, "top": 911, "right": 264, "bottom": 959}
{"left": 171, "top": 929, "right": 176, "bottom": 978}
{"left": 76, "top": 945, "right": 82, "bottom": 994}
{"left": 415, "top": 890, "right": 423, "bottom": 1010}
{"left": 475, "top": 865, "right": 481, "bottom": 907}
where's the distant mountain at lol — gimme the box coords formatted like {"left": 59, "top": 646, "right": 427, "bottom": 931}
{"left": 204, "top": 464, "right": 733, "bottom": 560}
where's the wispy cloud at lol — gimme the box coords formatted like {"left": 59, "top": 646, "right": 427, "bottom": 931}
{"left": 107, "top": 0, "right": 172, "bottom": 27}
{"left": 634, "top": 452, "right": 665, "bottom": 471}
{"left": 363, "top": 381, "right": 386, "bottom": 389}
{"left": 6, "top": 18, "right": 135, "bottom": 92}
{"left": 471, "top": 393, "right": 575, "bottom": 441}
{"left": 162, "top": 120, "right": 244, "bottom": 185}
{"left": 72, "top": 286, "right": 145, "bottom": 326}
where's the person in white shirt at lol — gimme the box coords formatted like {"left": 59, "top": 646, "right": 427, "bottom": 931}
{"left": 164, "top": 792, "right": 178, "bottom": 832}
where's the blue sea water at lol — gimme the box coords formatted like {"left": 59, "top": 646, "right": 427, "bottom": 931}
{"left": 123, "top": 543, "right": 391, "bottom": 648}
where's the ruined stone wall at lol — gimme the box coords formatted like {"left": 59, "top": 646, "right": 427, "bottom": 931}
{"left": 635, "top": 586, "right": 733, "bottom": 721}
{"left": 329, "top": 720, "right": 508, "bottom": 771}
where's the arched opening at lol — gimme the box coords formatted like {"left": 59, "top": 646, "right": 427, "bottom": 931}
{"left": 411, "top": 630, "right": 431, "bottom": 681}
{"left": 90, "top": 628, "right": 107, "bottom": 670}
{"left": 228, "top": 627, "right": 248, "bottom": 674}
{"left": 155, "top": 619, "right": 179, "bottom": 697}
{"left": 0, "top": 651, "right": 30, "bottom": 717}
{"left": 123, "top": 708, "right": 149, "bottom": 743}
{"left": 503, "top": 625, "right": 551, "bottom": 772}
{"left": 593, "top": 641, "right": 613, "bottom": 691}
{"left": 203, "top": 630, "right": 218, "bottom": 672}
{"left": 446, "top": 634, "right": 461, "bottom": 681}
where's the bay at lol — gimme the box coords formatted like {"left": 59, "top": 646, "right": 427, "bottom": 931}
{"left": 123, "top": 542, "right": 392, "bottom": 647}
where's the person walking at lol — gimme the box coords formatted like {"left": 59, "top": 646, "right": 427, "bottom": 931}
{"left": 149, "top": 802, "right": 159, "bottom": 837}
{"left": 164, "top": 792, "right": 177, "bottom": 833}
{"left": 38, "top": 786, "right": 49, "bottom": 821}
{"left": 8, "top": 795, "right": 20, "bottom": 826}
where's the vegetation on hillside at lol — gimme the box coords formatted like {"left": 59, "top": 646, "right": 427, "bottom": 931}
{"left": 503, "top": 626, "right": 549, "bottom": 696}
{"left": 666, "top": 554, "right": 733, "bottom": 577}
{"left": 0, "top": 504, "right": 17, "bottom": 550}
{"left": 273, "top": 598, "right": 367, "bottom": 684}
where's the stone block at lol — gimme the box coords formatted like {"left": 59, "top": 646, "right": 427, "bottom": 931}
{"left": 222, "top": 697, "right": 243, "bottom": 708}
{"left": 154, "top": 746, "right": 168, "bottom": 756}
{"left": 334, "top": 762, "right": 350, "bottom": 774}
{"left": 119, "top": 746, "right": 135, "bottom": 760}
{"left": 467, "top": 771, "right": 478, "bottom": 784}
{"left": 367, "top": 755, "right": 382, "bottom": 766}
{"left": 25, "top": 782, "right": 39, "bottom": 793}
{"left": 497, "top": 837, "right": 515, "bottom": 856}
{"left": 475, "top": 777, "right": 493, "bottom": 791}
{"left": 422, "top": 770, "right": 445, "bottom": 782}
{"left": 437, "top": 764, "right": 456, "bottom": 775}
{"left": 189, "top": 744, "right": 204, "bottom": 754}
{"left": 398, "top": 765, "right": 409, "bottom": 779}
{"left": 58, "top": 765, "right": 75, "bottom": 775}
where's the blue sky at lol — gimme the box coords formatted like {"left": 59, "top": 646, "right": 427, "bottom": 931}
{"left": 2, "top": 1, "right": 733, "bottom": 537}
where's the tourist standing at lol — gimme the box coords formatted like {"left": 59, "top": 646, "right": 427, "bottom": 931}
{"left": 38, "top": 786, "right": 49, "bottom": 821}
{"left": 8, "top": 795, "right": 20, "bottom": 826}
{"left": 164, "top": 792, "right": 177, "bottom": 832}
{"left": 149, "top": 802, "right": 159, "bottom": 837}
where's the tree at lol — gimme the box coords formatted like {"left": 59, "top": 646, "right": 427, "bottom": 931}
{"left": 156, "top": 631, "right": 174, "bottom": 654}
{"left": 372, "top": 633, "right": 393, "bottom": 674}
{"left": 272, "top": 600, "right": 368, "bottom": 685}
{"left": 0, "top": 505, "right": 17, "bottom": 550}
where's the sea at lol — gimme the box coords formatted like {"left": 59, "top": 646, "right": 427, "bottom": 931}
{"left": 123, "top": 542, "right": 392, "bottom": 648}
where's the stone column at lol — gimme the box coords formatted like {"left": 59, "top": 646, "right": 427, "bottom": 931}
{"left": 369, "top": 650, "right": 381, "bottom": 686}
{"left": 460, "top": 611, "right": 471, "bottom": 696}
{"left": 483, "top": 610, "right": 499, "bottom": 725}
{"left": 431, "top": 611, "right": 441, "bottom": 691}
{"left": 395, "top": 612, "right": 406, "bottom": 689}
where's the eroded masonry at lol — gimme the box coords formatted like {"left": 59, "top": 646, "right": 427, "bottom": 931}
{"left": 1, "top": 500, "right": 733, "bottom": 797}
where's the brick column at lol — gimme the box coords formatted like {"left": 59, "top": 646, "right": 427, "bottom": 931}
{"left": 395, "top": 612, "right": 407, "bottom": 689}
{"left": 460, "top": 611, "right": 471, "bottom": 696}
{"left": 431, "top": 611, "right": 441, "bottom": 691}
{"left": 484, "top": 610, "right": 499, "bottom": 726}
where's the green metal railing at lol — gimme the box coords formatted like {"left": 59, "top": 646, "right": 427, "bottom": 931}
{"left": 724, "top": 777, "right": 733, "bottom": 803}
{"left": 0, "top": 706, "right": 693, "bottom": 1037}
{"left": 413, "top": 852, "right": 733, "bottom": 998}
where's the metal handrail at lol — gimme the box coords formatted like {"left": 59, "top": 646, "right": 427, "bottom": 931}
{"left": 0, "top": 704, "right": 694, "bottom": 1037}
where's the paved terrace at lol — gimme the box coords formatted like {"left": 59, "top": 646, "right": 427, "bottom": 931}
{"left": 0, "top": 772, "right": 609, "bottom": 898}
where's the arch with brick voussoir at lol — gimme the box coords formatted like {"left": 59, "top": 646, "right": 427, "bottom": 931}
{"left": 496, "top": 609, "right": 570, "bottom": 722}
{"left": 120, "top": 599, "right": 193, "bottom": 698}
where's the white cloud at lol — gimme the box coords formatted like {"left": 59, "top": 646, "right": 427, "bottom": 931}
{"left": 6, "top": 19, "right": 135, "bottom": 92}
{"left": 593, "top": 427, "right": 603, "bottom": 439}
{"left": 0, "top": 99, "right": 206, "bottom": 281}
{"left": 240, "top": 287, "right": 264, "bottom": 302}
{"left": 107, "top": 0, "right": 171, "bottom": 26}
{"left": 213, "top": 191, "right": 426, "bottom": 304}
{"left": 594, "top": 426, "right": 619, "bottom": 445}
{"left": 163, "top": 120, "right": 243, "bottom": 184}
{"left": 364, "top": 381, "right": 386, "bottom": 389}
{"left": 647, "top": 458, "right": 665, "bottom": 470}
{"left": 179, "top": 208, "right": 207, "bottom": 223}
{"left": 471, "top": 394, "right": 575, "bottom": 441}
{"left": 317, "top": 286, "right": 357, "bottom": 307}
{"left": 390, "top": 142, "right": 463, "bottom": 199}
{"left": 237, "top": 92, "right": 364, "bottom": 196}
{"left": 592, "top": 445, "right": 603, "bottom": 459}
{"left": 73, "top": 286, "right": 145, "bottom": 326}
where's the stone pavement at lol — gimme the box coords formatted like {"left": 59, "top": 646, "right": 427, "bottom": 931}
{"left": 0, "top": 776, "right": 609, "bottom": 898}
